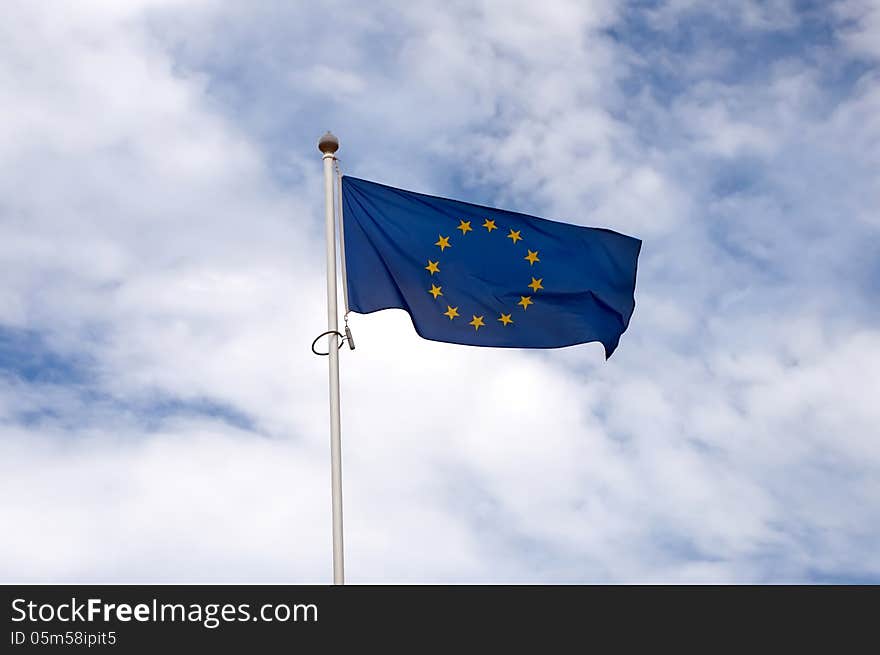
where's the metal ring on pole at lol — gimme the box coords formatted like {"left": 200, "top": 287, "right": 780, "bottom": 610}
{"left": 311, "top": 330, "right": 345, "bottom": 356}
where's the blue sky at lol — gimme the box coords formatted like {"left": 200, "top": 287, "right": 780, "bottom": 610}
{"left": 1, "top": 0, "right": 878, "bottom": 583}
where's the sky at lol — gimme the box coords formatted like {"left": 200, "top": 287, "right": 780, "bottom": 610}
{"left": 1, "top": 0, "right": 878, "bottom": 583}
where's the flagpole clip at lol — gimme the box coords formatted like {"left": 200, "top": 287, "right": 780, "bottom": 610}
{"left": 311, "top": 330, "right": 345, "bottom": 356}
{"left": 310, "top": 324, "right": 355, "bottom": 355}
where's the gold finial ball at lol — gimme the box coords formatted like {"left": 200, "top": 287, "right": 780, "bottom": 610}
{"left": 318, "top": 131, "right": 339, "bottom": 154}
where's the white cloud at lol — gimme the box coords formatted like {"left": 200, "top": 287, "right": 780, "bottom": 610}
{"left": 646, "top": 0, "right": 801, "bottom": 32}
{"left": 835, "top": 0, "right": 880, "bottom": 60}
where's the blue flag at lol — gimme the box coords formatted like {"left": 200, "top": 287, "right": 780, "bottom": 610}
{"left": 341, "top": 176, "right": 641, "bottom": 358}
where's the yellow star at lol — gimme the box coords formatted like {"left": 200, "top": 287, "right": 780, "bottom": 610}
{"left": 525, "top": 249, "right": 540, "bottom": 265}
{"left": 498, "top": 313, "right": 514, "bottom": 326}
{"left": 528, "top": 277, "right": 543, "bottom": 292}
{"left": 435, "top": 235, "right": 451, "bottom": 251}
{"left": 482, "top": 219, "right": 497, "bottom": 232}
{"left": 428, "top": 284, "right": 443, "bottom": 299}
{"left": 507, "top": 229, "right": 523, "bottom": 244}
{"left": 457, "top": 220, "right": 473, "bottom": 235}
{"left": 425, "top": 260, "right": 440, "bottom": 275}
{"left": 443, "top": 305, "right": 459, "bottom": 320}
{"left": 517, "top": 296, "right": 533, "bottom": 310}
{"left": 469, "top": 315, "right": 485, "bottom": 331}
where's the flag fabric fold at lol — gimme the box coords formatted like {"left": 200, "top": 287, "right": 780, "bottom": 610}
{"left": 340, "top": 176, "right": 641, "bottom": 358}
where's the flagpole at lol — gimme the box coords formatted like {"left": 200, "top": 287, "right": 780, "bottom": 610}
{"left": 318, "top": 131, "right": 344, "bottom": 584}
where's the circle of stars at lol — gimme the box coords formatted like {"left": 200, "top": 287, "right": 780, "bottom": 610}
{"left": 424, "top": 217, "right": 544, "bottom": 332}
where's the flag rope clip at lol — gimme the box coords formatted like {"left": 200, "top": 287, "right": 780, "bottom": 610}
{"left": 310, "top": 317, "right": 355, "bottom": 356}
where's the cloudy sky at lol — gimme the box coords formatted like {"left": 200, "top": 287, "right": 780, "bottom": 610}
{"left": 1, "top": 0, "right": 878, "bottom": 583}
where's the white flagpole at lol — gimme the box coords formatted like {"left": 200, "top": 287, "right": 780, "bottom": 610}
{"left": 318, "top": 131, "right": 344, "bottom": 584}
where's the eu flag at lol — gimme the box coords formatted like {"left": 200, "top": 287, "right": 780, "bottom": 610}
{"left": 341, "top": 176, "right": 641, "bottom": 358}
